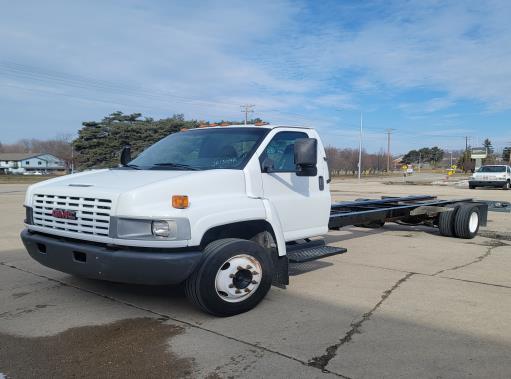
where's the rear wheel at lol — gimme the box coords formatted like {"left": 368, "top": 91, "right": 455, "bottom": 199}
{"left": 185, "top": 238, "right": 273, "bottom": 316}
{"left": 454, "top": 204, "right": 480, "bottom": 239}
{"left": 469, "top": 184, "right": 476, "bottom": 189}
{"left": 438, "top": 206, "right": 459, "bottom": 237}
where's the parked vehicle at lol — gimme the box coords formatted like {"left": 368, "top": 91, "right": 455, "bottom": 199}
{"left": 469, "top": 165, "right": 511, "bottom": 190}
{"left": 21, "top": 125, "right": 488, "bottom": 316}
{"left": 23, "top": 171, "right": 44, "bottom": 176}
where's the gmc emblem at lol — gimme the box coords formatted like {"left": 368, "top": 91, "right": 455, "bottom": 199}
{"left": 52, "top": 209, "right": 77, "bottom": 220}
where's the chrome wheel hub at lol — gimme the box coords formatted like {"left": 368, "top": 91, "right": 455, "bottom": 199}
{"left": 215, "top": 254, "right": 262, "bottom": 303}
{"left": 469, "top": 212, "right": 479, "bottom": 233}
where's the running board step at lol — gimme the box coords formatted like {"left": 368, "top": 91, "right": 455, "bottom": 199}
{"left": 287, "top": 242, "right": 347, "bottom": 263}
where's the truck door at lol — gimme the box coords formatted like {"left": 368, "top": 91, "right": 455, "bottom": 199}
{"left": 260, "top": 131, "right": 330, "bottom": 241}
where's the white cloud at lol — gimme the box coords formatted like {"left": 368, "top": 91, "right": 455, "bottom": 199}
{"left": 1, "top": 0, "right": 511, "bottom": 148}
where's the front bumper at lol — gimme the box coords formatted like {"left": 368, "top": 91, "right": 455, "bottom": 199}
{"left": 469, "top": 180, "right": 507, "bottom": 187}
{"left": 20, "top": 229, "right": 202, "bottom": 285}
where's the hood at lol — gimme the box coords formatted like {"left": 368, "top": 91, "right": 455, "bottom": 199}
{"left": 31, "top": 169, "right": 194, "bottom": 192}
{"left": 25, "top": 168, "right": 247, "bottom": 210}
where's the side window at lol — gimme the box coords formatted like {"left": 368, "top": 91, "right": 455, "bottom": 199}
{"left": 260, "top": 131, "right": 308, "bottom": 172}
{"left": 508, "top": 167, "right": 511, "bottom": 174}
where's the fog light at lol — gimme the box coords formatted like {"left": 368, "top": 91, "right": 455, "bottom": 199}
{"left": 152, "top": 221, "right": 170, "bottom": 237}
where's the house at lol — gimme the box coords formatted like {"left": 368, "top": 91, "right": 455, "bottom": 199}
{"left": 0, "top": 153, "right": 65, "bottom": 174}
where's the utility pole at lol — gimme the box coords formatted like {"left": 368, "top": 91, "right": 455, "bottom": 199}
{"left": 385, "top": 128, "right": 395, "bottom": 173}
{"left": 71, "top": 142, "right": 74, "bottom": 174}
{"left": 358, "top": 112, "right": 363, "bottom": 180}
{"left": 240, "top": 104, "right": 255, "bottom": 125}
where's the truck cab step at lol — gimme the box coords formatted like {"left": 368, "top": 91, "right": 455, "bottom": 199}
{"left": 287, "top": 241, "right": 347, "bottom": 263}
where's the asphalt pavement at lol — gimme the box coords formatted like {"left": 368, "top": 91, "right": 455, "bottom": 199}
{"left": 1, "top": 180, "right": 510, "bottom": 378}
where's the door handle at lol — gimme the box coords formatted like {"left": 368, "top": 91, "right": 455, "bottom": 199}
{"left": 319, "top": 176, "right": 324, "bottom": 191}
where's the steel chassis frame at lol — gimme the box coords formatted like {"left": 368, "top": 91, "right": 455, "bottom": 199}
{"left": 328, "top": 195, "right": 488, "bottom": 229}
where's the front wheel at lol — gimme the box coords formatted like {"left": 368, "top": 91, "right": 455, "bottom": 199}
{"left": 503, "top": 181, "right": 510, "bottom": 190}
{"left": 185, "top": 238, "right": 273, "bottom": 316}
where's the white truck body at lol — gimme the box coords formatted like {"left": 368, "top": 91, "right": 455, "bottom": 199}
{"left": 21, "top": 124, "right": 487, "bottom": 315}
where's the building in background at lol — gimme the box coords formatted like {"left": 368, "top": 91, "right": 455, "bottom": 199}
{"left": 0, "top": 153, "right": 65, "bottom": 174}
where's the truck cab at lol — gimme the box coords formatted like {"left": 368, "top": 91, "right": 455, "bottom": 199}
{"left": 21, "top": 125, "right": 334, "bottom": 316}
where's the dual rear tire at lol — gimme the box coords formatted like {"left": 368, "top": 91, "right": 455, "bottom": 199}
{"left": 438, "top": 204, "right": 481, "bottom": 239}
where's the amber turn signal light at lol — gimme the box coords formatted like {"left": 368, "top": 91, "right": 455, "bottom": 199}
{"left": 172, "top": 195, "right": 189, "bottom": 209}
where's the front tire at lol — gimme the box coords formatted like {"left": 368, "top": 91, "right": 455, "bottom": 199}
{"left": 503, "top": 181, "right": 510, "bottom": 190}
{"left": 185, "top": 238, "right": 273, "bottom": 316}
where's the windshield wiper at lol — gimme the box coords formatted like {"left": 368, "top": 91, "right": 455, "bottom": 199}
{"left": 116, "top": 163, "right": 141, "bottom": 170}
{"left": 151, "top": 162, "right": 200, "bottom": 170}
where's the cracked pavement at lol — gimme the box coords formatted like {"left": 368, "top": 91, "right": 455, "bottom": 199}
{"left": 1, "top": 181, "right": 511, "bottom": 378}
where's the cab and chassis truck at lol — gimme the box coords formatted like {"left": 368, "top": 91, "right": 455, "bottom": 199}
{"left": 21, "top": 125, "right": 488, "bottom": 316}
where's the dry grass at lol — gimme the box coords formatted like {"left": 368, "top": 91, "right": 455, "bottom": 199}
{"left": 0, "top": 175, "right": 54, "bottom": 184}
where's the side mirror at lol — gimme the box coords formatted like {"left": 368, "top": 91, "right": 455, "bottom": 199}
{"left": 294, "top": 138, "right": 317, "bottom": 176}
{"left": 120, "top": 145, "right": 131, "bottom": 166}
{"left": 261, "top": 157, "right": 274, "bottom": 173}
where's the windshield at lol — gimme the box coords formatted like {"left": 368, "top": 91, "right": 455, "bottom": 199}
{"left": 129, "top": 127, "right": 269, "bottom": 170}
{"left": 477, "top": 166, "right": 506, "bottom": 173}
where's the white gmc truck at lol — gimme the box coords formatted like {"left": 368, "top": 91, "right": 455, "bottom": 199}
{"left": 21, "top": 125, "right": 488, "bottom": 316}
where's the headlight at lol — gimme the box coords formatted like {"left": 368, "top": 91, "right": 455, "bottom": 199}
{"left": 113, "top": 217, "right": 190, "bottom": 240}
{"left": 152, "top": 220, "right": 175, "bottom": 237}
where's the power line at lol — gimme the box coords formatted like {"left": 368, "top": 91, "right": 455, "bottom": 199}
{"left": 240, "top": 104, "right": 255, "bottom": 125}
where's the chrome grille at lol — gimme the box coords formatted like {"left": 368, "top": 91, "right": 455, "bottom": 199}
{"left": 32, "top": 194, "right": 112, "bottom": 237}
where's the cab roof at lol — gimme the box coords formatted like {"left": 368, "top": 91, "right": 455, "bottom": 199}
{"left": 191, "top": 124, "right": 312, "bottom": 130}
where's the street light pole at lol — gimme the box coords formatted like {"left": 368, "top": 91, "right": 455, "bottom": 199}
{"left": 358, "top": 112, "right": 363, "bottom": 180}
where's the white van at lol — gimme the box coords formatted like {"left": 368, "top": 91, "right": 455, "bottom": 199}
{"left": 469, "top": 165, "right": 511, "bottom": 190}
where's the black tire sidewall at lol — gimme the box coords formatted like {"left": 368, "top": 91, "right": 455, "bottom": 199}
{"left": 438, "top": 206, "right": 458, "bottom": 237}
{"left": 195, "top": 240, "right": 273, "bottom": 316}
{"left": 455, "top": 205, "right": 480, "bottom": 239}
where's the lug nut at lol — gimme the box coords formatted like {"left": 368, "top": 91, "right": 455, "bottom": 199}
{"left": 228, "top": 284, "right": 234, "bottom": 288}
{"left": 251, "top": 280, "right": 258, "bottom": 284}
{"left": 246, "top": 265, "right": 252, "bottom": 270}
{"left": 237, "top": 266, "right": 243, "bottom": 271}
{"left": 235, "top": 289, "right": 241, "bottom": 294}
{"left": 244, "top": 288, "right": 251, "bottom": 293}
{"left": 252, "top": 271, "right": 259, "bottom": 276}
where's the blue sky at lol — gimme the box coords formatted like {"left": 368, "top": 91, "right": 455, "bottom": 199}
{"left": 1, "top": 0, "right": 511, "bottom": 153}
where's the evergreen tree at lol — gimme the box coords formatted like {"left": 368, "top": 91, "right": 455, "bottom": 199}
{"left": 73, "top": 112, "right": 198, "bottom": 170}
{"left": 483, "top": 138, "right": 494, "bottom": 154}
